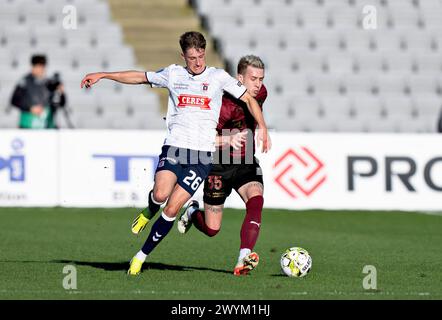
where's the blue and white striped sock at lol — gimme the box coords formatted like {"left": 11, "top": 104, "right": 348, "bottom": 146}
{"left": 141, "top": 211, "right": 175, "bottom": 256}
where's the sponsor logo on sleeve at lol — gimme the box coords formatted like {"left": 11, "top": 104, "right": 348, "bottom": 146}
{"left": 173, "top": 82, "right": 189, "bottom": 90}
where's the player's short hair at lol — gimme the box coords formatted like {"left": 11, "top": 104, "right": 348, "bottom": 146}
{"left": 237, "top": 55, "right": 265, "bottom": 75}
{"left": 31, "top": 54, "right": 47, "bottom": 66}
{"left": 179, "top": 31, "right": 206, "bottom": 53}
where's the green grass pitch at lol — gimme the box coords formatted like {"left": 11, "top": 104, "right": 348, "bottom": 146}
{"left": 0, "top": 208, "right": 441, "bottom": 300}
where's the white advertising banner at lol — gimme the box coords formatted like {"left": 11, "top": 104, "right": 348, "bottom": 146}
{"left": 242, "top": 133, "right": 442, "bottom": 211}
{"left": 58, "top": 130, "right": 165, "bottom": 207}
{"left": 0, "top": 130, "right": 441, "bottom": 210}
{"left": 0, "top": 130, "right": 58, "bottom": 207}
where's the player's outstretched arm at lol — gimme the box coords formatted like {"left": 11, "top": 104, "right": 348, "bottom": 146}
{"left": 80, "top": 71, "right": 148, "bottom": 88}
{"left": 240, "top": 92, "right": 270, "bottom": 153}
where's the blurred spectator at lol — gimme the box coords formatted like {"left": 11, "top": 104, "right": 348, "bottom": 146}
{"left": 10, "top": 55, "right": 66, "bottom": 129}
{"left": 438, "top": 109, "right": 442, "bottom": 133}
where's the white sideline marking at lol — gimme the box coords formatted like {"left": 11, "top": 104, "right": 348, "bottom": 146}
{"left": 414, "top": 211, "right": 442, "bottom": 217}
{"left": 0, "top": 289, "right": 433, "bottom": 297}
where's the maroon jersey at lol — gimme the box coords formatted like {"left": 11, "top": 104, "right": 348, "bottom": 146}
{"left": 216, "top": 85, "right": 267, "bottom": 159}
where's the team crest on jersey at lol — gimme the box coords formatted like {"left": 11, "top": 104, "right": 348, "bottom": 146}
{"left": 202, "top": 82, "right": 209, "bottom": 91}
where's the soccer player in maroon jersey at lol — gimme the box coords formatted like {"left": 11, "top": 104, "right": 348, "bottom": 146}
{"left": 177, "top": 55, "right": 270, "bottom": 275}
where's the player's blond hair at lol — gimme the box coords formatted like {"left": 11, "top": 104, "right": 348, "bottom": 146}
{"left": 237, "top": 55, "right": 265, "bottom": 75}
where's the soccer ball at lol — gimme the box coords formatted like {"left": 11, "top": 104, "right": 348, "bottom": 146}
{"left": 280, "top": 247, "right": 312, "bottom": 277}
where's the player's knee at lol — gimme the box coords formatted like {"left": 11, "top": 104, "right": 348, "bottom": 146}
{"left": 246, "top": 195, "right": 264, "bottom": 221}
{"left": 152, "top": 189, "right": 168, "bottom": 204}
{"left": 247, "top": 195, "right": 264, "bottom": 210}
{"left": 206, "top": 227, "right": 220, "bottom": 237}
{"left": 163, "top": 205, "right": 179, "bottom": 219}
{"left": 163, "top": 200, "right": 185, "bottom": 217}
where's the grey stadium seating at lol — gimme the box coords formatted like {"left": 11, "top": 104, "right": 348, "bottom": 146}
{"left": 0, "top": 0, "right": 164, "bottom": 129}
{"left": 2, "top": 0, "right": 442, "bottom": 132}
{"left": 193, "top": 0, "right": 442, "bottom": 132}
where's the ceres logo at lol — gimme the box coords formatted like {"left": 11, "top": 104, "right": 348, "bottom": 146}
{"left": 178, "top": 94, "right": 211, "bottom": 110}
{"left": 273, "top": 147, "right": 326, "bottom": 199}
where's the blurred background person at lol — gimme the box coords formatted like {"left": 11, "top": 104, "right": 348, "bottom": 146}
{"left": 438, "top": 109, "right": 442, "bottom": 133}
{"left": 10, "top": 54, "right": 66, "bottom": 129}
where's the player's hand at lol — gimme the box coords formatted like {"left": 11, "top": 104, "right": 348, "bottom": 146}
{"left": 30, "top": 104, "right": 44, "bottom": 116}
{"left": 56, "top": 84, "right": 65, "bottom": 94}
{"left": 256, "top": 127, "right": 271, "bottom": 153}
{"left": 229, "top": 130, "right": 248, "bottom": 150}
{"left": 81, "top": 73, "right": 103, "bottom": 89}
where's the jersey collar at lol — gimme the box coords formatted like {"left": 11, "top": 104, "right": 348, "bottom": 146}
{"left": 185, "top": 66, "right": 207, "bottom": 78}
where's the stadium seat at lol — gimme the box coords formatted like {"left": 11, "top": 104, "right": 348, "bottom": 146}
{"left": 352, "top": 52, "right": 383, "bottom": 75}
{"left": 276, "top": 117, "right": 306, "bottom": 132}
{"left": 127, "top": 93, "right": 160, "bottom": 112}
{"left": 109, "top": 117, "right": 145, "bottom": 130}
{"left": 306, "top": 75, "right": 343, "bottom": 96}
{"left": 341, "top": 30, "right": 373, "bottom": 53}
{"left": 365, "top": 118, "right": 401, "bottom": 133}
{"left": 0, "top": 106, "right": 19, "bottom": 128}
{"left": 0, "top": 25, "right": 33, "bottom": 49}
{"left": 404, "top": 76, "right": 440, "bottom": 96}
{"left": 399, "top": 28, "right": 434, "bottom": 52}
{"left": 341, "top": 75, "right": 378, "bottom": 97}
{"left": 396, "top": 116, "right": 437, "bottom": 133}
{"left": 382, "top": 96, "right": 415, "bottom": 118}
{"left": 97, "top": 93, "right": 130, "bottom": 114}
{"left": 418, "top": 9, "right": 442, "bottom": 29}
{"left": 73, "top": 113, "right": 110, "bottom": 129}
{"left": 335, "top": 118, "right": 368, "bottom": 132}
{"left": 414, "top": 53, "right": 442, "bottom": 74}
{"left": 327, "top": 6, "right": 359, "bottom": 30}
{"left": 262, "top": 95, "right": 289, "bottom": 127}
{"left": 0, "top": 91, "right": 13, "bottom": 110}
{"left": 412, "top": 95, "right": 442, "bottom": 116}
{"left": 381, "top": 53, "right": 415, "bottom": 74}
{"left": 294, "top": 7, "right": 330, "bottom": 30}
{"left": 0, "top": 1, "right": 23, "bottom": 26}
{"left": 351, "top": 95, "right": 384, "bottom": 119}
{"left": 292, "top": 52, "right": 327, "bottom": 75}
{"left": 31, "top": 26, "right": 65, "bottom": 48}
{"left": 68, "top": 90, "right": 99, "bottom": 111}
{"left": 289, "top": 97, "right": 323, "bottom": 121}
{"left": 324, "top": 54, "right": 354, "bottom": 75}
{"left": 319, "top": 97, "right": 354, "bottom": 120}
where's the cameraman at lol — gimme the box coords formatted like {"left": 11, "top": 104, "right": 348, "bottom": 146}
{"left": 10, "top": 54, "right": 66, "bottom": 129}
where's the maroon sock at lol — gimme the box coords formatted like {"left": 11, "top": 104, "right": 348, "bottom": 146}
{"left": 240, "top": 195, "right": 264, "bottom": 250}
{"left": 193, "top": 209, "right": 219, "bottom": 237}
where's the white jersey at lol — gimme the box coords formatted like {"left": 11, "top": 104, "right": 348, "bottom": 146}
{"left": 146, "top": 64, "right": 247, "bottom": 152}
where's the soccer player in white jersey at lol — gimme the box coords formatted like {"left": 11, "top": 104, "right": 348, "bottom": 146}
{"left": 80, "top": 31, "right": 270, "bottom": 276}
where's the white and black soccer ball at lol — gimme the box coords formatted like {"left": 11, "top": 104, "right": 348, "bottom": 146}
{"left": 280, "top": 247, "right": 312, "bottom": 277}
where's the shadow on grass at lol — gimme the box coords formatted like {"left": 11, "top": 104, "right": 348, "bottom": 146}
{"left": 50, "top": 259, "right": 232, "bottom": 274}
